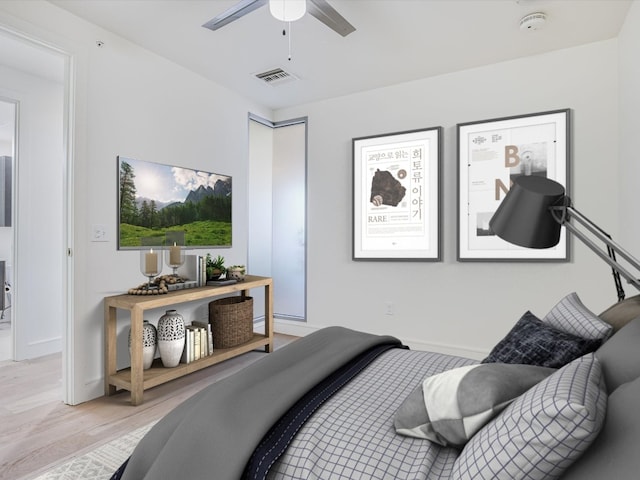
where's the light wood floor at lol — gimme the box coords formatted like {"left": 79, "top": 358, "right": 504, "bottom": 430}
{"left": 0, "top": 334, "right": 298, "bottom": 480}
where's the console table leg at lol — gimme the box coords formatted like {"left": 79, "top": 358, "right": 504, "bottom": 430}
{"left": 130, "top": 306, "right": 145, "bottom": 405}
{"left": 265, "top": 282, "right": 274, "bottom": 353}
{"left": 104, "top": 304, "right": 118, "bottom": 396}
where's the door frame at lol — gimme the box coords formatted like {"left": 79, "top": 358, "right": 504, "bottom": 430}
{"left": 248, "top": 113, "right": 308, "bottom": 326}
{"left": 0, "top": 24, "right": 75, "bottom": 404}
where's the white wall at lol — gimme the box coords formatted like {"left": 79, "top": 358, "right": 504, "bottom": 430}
{"left": 276, "top": 40, "right": 621, "bottom": 358}
{"left": 0, "top": 1, "right": 271, "bottom": 403}
{"left": 618, "top": 0, "right": 640, "bottom": 257}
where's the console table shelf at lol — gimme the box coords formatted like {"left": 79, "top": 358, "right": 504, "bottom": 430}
{"left": 104, "top": 275, "right": 273, "bottom": 405}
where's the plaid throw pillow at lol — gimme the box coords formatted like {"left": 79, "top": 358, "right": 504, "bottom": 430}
{"left": 452, "top": 353, "right": 607, "bottom": 480}
{"left": 543, "top": 292, "right": 612, "bottom": 340}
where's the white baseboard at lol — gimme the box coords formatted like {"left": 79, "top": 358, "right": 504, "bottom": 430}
{"left": 273, "top": 318, "right": 322, "bottom": 337}
{"left": 254, "top": 318, "right": 321, "bottom": 338}
{"left": 258, "top": 319, "right": 488, "bottom": 361}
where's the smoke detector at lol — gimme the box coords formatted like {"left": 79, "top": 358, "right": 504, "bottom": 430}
{"left": 519, "top": 12, "right": 546, "bottom": 31}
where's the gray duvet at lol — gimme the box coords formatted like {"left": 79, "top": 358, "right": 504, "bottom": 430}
{"left": 268, "top": 346, "right": 474, "bottom": 479}
{"left": 119, "top": 327, "right": 402, "bottom": 480}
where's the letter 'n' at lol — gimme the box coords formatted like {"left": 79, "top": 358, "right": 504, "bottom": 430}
{"left": 495, "top": 178, "right": 510, "bottom": 201}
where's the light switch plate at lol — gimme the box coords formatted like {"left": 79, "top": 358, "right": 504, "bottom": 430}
{"left": 91, "top": 224, "right": 109, "bottom": 242}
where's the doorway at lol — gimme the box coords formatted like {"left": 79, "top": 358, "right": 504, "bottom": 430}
{"left": 248, "top": 116, "right": 307, "bottom": 322}
{"left": 0, "top": 28, "right": 70, "bottom": 399}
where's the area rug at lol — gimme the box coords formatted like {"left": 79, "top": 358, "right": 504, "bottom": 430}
{"left": 31, "top": 421, "right": 156, "bottom": 480}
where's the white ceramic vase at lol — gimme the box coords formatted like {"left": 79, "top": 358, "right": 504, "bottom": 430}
{"left": 128, "top": 320, "right": 157, "bottom": 370}
{"left": 157, "top": 309, "right": 185, "bottom": 368}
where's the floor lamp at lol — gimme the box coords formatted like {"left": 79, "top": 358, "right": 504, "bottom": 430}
{"left": 489, "top": 175, "right": 640, "bottom": 301}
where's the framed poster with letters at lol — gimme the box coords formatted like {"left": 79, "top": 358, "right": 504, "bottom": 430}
{"left": 353, "top": 127, "right": 442, "bottom": 261}
{"left": 457, "top": 109, "right": 570, "bottom": 261}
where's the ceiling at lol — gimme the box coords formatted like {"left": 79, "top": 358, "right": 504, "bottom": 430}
{"left": 43, "top": 0, "right": 635, "bottom": 110}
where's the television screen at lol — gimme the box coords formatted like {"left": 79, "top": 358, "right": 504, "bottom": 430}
{"left": 117, "top": 156, "right": 232, "bottom": 249}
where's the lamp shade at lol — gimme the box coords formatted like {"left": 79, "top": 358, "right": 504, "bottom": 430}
{"left": 269, "top": 0, "right": 306, "bottom": 22}
{"left": 489, "top": 176, "right": 566, "bottom": 249}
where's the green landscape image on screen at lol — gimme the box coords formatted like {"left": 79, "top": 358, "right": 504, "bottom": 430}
{"left": 118, "top": 156, "right": 232, "bottom": 249}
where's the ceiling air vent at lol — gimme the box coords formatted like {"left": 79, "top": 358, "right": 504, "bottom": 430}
{"left": 254, "top": 68, "right": 298, "bottom": 86}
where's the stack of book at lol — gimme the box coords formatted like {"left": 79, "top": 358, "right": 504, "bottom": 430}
{"left": 180, "top": 321, "right": 214, "bottom": 364}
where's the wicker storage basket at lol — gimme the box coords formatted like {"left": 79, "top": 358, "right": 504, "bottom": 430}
{"left": 208, "top": 296, "right": 253, "bottom": 348}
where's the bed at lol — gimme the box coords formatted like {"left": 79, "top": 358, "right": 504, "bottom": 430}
{"left": 112, "top": 292, "right": 640, "bottom": 480}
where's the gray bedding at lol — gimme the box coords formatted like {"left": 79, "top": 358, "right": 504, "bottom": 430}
{"left": 267, "top": 347, "right": 474, "bottom": 479}
{"left": 119, "top": 327, "right": 402, "bottom": 480}
{"left": 116, "top": 310, "right": 640, "bottom": 480}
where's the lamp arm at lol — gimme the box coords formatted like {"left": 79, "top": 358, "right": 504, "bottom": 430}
{"left": 565, "top": 206, "right": 627, "bottom": 300}
{"left": 551, "top": 205, "right": 640, "bottom": 293}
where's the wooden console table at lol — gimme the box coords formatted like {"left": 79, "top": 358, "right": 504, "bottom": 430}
{"left": 104, "top": 275, "right": 273, "bottom": 405}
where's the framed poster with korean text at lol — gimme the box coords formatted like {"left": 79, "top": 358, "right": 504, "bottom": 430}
{"left": 457, "top": 109, "right": 570, "bottom": 261}
{"left": 353, "top": 127, "right": 442, "bottom": 261}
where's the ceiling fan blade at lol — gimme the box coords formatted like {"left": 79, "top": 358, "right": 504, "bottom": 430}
{"left": 307, "top": 0, "right": 356, "bottom": 37}
{"left": 202, "top": 0, "right": 268, "bottom": 31}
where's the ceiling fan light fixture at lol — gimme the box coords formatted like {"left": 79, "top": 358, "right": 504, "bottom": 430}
{"left": 269, "top": 0, "right": 306, "bottom": 22}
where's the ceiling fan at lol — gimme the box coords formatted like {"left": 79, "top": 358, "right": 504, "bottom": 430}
{"left": 202, "top": 0, "right": 356, "bottom": 37}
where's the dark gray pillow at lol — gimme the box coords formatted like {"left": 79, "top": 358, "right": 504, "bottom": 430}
{"left": 595, "top": 317, "right": 640, "bottom": 393}
{"left": 561, "top": 374, "right": 640, "bottom": 479}
{"left": 393, "top": 363, "right": 554, "bottom": 448}
{"left": 482, "top": 311, "right": 602, "bottom": 368}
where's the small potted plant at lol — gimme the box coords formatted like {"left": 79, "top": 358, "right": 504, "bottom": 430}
{"left": 206, "top": 254, "right": 226, "bottom": 280}
{"left": 226, "top": 265, "right": 246, "bottom": 281}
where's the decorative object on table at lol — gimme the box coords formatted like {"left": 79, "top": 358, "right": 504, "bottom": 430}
{"left": 177, "top": 254, "right": 202, "bottom": 286}
{"left": 352, "top": 127, "right": 443, "bottom": 261}
{"left": 208, "top": 296, "right": 253, "bottom": 348}
{"left": 139, "top": 247, "right": 162, "bottom": 291}
{"left": 457, "top": 109, "right": 569, "bottom": 261}
{"left": 165, "top": 280, "right": 198, "bottom": 291}
{"left": 128, "top": 276, "right": 170, "bottom": 295}
{"left": 226, "top": 265, "right": 246, "bottom": 281}
{"left": 489, "top": 174, "right": 640, "bottom": 301}
{"left": 157, "top": 309, "right": 186, "bottom": 367}
{"left": 165, "top": 232, "right": 186, "bottom": 277}
{"left": 128, "top": 320, "right": 157, "bottom": 370}
{"left": 206, "top": 278, "right": 238, "bottom": 287}
{"left": 206, "top": 254, "right": 226, "bottom": 280}
{"left": 117, "top": 156, "right": 232, "bottom": 249}
{"left": 156, "top": 274, "right": 188, "bottom": 286}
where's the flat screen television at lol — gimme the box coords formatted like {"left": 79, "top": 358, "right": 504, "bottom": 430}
{"left": 117, "top": 156, "right": 232, "bottom": 249}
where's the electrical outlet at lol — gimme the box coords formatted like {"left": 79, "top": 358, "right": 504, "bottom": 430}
{"left": 91, "top": 224, "right": 109, "bottom": 242}
{"left": 385, "top": 301, "right": 394, "bottom": 316}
